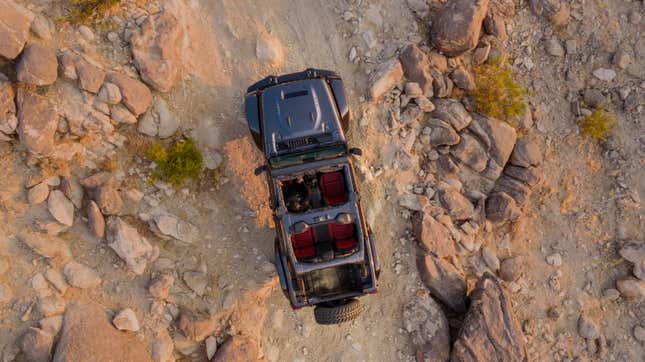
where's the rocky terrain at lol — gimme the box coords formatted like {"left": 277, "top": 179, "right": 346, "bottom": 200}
{"left": 0, "top": 0, "right": 643, "bottom": 361}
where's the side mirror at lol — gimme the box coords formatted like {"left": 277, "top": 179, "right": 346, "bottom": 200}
{"left": 254, "top": 165, "right": 268, "bottom": 176}
{"left": 349, "top": 147, "right": 363, "bottom": 156}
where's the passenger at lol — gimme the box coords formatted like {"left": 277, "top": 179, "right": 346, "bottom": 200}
{"left": 285, "top": 178, "right": 310, "bottom": 212}
{"left": 305, "top": 175, "right": 323, "bottom": 209}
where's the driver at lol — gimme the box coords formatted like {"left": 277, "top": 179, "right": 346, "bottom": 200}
{"left": 285, "top": 178, "right": 310, "bottom": 212}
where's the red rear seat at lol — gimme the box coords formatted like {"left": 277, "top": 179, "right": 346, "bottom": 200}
{"left": 329, "top": 222, "right": 357, "bottom": 252}
{"left": 320, "top": 171, "right": 348, "bottom": 206}
{"left": 291, "top": 228, "right": 315, "bottom": 260}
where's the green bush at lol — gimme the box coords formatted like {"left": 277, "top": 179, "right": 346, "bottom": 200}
{"left": 147, "top": 138, "right": 204, "bottom": 187}
{"left": 471, "top": 57, "right": 528, "bottom": 125}
{"left": 580, "top": 108, "right": 617, "bottom": 139}
{"left": 66, "top": 0, "right": 121, "bottom": 23}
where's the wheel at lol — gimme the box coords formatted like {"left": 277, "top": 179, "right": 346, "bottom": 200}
{"left": 313, "top": 298, "right": 364, "bottom": 325}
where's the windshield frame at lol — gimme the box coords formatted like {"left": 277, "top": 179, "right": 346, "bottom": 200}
{"left": 269, "top": 143, "right": 346, "bottom": 168}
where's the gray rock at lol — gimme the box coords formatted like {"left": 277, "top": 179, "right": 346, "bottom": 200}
{"left": 634, "top": 326, "right": 645, "bottom": 343}
{"left": 63, "top": 261, "right": 101, "bottom": 289}
{"left": 503, "top": 165, "right": 541, "bottom": 187}
{"left": 256, "top": 31, "right": 284, "bottom": 66}
{"left": 431, "top": 69, "right": 454, "bottom": 98}
{"left": 417, "top": 254, "right": 467, "bottom": 313}
{"left": 137, "top": 110, "right": 158, "bottom": 136}
{"left": 509, "top": 138, "right": 542, "bottom": 167}
{"left": 592, "top": 68, "right": 616, "bottom": 81}
{"left": 28, "top": 182, "right": 50, "bottom": 204}
{"left": 107, "top": 73, "right": 152, "bottom": 116}
{"left": 52, "top": 302, "right": 153, "bottom": 361}
{"left": 415, "top": 95, "right": 435, "bottom": 113}
{"left": 206, "top": 336, "right": 218, "bottom": 360}
{"left": 499, "top": 257, "right": 523, "bottom": 281}
{"left": 403, "top": 291, "right": 450, "bottom": 362}
{"left": 131, "top": 10, "right": 183, "bottom": 92}
{"left": 77, "top": 25, "right": 94, "bottom": 40}
{"left": 150, "top": 329, "right": 173, "bottom": 362}
{"left": 483, "top": 14, "right": 507, "bottom": 41}
{"left": 616, "top": 278, "right": 644, "bottom": 300}
{"left": 87, "top": 201, "right": 105, "bottom": 238}
{"left": 61, "top": 177, "right": 83, "bottom": 209}
{"left": 399, "top": 45, "right": 434, "bottom": 96}
{"left": 439, "top": 189, "right": 474, "bottom": 220}
{"left": 582, "top": 88, "right": 605, "bottom": 109}
{"left": 31, "top": 15, "right": 53, "bottom": 40}
{"left": 152, "top": 213, "right": 199, "bottom": 244}
{"left": 473, "top": 42, "right": 491, "bottom": 65}
{"left": 0, "top": 0, "right": 34, "bottom": 59}
{"left": 369, "top": 59, "right": 403, "bottom": 100}
{"left": 482, "top": 247, "right": 500, "bottom": 271}
{"left": 450, "top": 66, "right": 475, "bottom": 91}
{"left": 38, "top": 295, "right": 66, "bottom": 317}
{"left": 183, "top": 271, "right": 208, "bottom": 296}
{"left": 98, "top": 82, "right": 122, "bottom": 104}
{"left": 619, "top": 241, "right": 645, "bottom": 265}
{"left": 485, "top": 192, "right": 520, "bottom": 222}
{"left": 0, "top": 74, "right": 17, "bottom": 135}
{"left": 529, "top": 0, "right": 570, "bottom": 26}
{"left": 430, "top": 0, "right": 490, "bottom": 57}
{"left": 544, "top": 37, "right": 564, "bottom": 57}
{"left": 112, "top": 308, "right": 140, "bottom": 332}
{"left": 432, "top": 99, "right": 472, "bottom": 131}
{"left": 577, "top": 315, "right": 600, "bottom": 340}
{"left": 400, "top": 105, "right": 423, "bottom": 125}
{"left": 106, "top": 217, "right": 158, "bottom": 275}
{"left": 92, "top": 180, "right": 123, "bottom": 215}
{"left": 427, "top": 118, "right": 460, "bottom": 147}
{"left": 20, "top": 327, "right": 54, "bottom": 362}
{"left": 16, "top": 88, "right": 58, "bottom": 156}
{"left": 48, "top": 190, "right": 74, "bottom": 226}
{"left": 546, "top": 252, "right": 562, "bottom": 266}
{"left": 17, "top": 42, "right": 58, "bottom": 86}
{"left": 412, "top": 212, "right": 457, "bottom": 258}
{"left": 155, "top": 98, "right": 179, "bottom": 138}
{"left": 17, "top": 232, "right": 72, "bottom": 262}
{"left": 111, "top": 104, "right": 137, "bottom": 124}
{"left": 494, "top": 176, "right": 531, "bottom": 205}
{"left": 612, "top": 50, "right": 631, "bottom": 70}
{"left": 450, "top": 133, "right": 488, "bottom": 172}
{"left": 473, "top": 114, "right": 517, "bottom": 166}
{"left": 451, "top": 273, "right": 527, "bottom": 361}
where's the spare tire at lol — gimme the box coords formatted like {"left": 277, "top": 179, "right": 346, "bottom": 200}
{"left": 314, "top": 299, "right": 364, "bottom": 325}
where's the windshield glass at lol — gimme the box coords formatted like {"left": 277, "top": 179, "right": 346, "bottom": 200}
{"left": 270, "top": 144, "right": 345, "bottom": 168}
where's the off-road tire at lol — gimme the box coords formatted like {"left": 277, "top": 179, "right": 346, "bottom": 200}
{"left": 314, "top": 299, "right": 364, "bottom": 325}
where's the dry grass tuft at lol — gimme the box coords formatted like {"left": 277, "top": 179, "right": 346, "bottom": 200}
{"left": 579, "top": 108, "right": 617, "bottom": 140}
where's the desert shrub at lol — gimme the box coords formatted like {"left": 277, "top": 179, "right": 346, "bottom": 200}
{"left": 66, "top": 0, "right": 121, "bottom": 23}
{"left": 579, "top": 108, "right": 617, "bottom": 139}
{"left": 471, "top": 57, "right": 528, "bottom": 125}
{"left": 147, "top": 138, "right": 204, "bottom": 186}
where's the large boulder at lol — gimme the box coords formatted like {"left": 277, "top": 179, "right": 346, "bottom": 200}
{"left": 130, "top": 10, "right": 183, "bottom": 92}
{"left": 52, "top": 302, "right": 153, "bottom": 362}
{"left": 403, "top": 292, "right": 450, "bottom": 362}
{"left": 412, "top": 212, "right": 457, "bottom": 258}
{"left": 106, "top": 73, "right": 152, "bottom": 116}
{"left": 106, "top": 217, "right": 159, "bottom": 275}
{"left": 417, "top": 254, "right": 467, "bottom": 313}
{"left": 432, "top": 99, "right": 472, "bottom": 132}
{"left": 451, "top": 273, "right": 527, "bottom": 361}
{"left": 16, "top": 88, "right": 58, "bottom": 155}
{"left": 369, "top": 59, "right": 403, "bottom": 100}
{"left": 0, "top": 0, "right": 34, "bottom": 59}
{"left": 430, "top": 0, "right": 490, "bottom": 57}
{"left": 399, "top": 45, "right": 434, "bottom": 96}
{"left": 0, "top": 75, "right": 16, "bottom": 135}
{"left": 451, "top": 133, "right": 489, "bottom": 172}
{"left": 16, "top": 42, "right": 58, "bottom": 86}
{"left": 213, "top": 335, "right": 265, "bottom": 362}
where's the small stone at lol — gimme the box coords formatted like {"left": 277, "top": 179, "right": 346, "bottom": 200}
{"left": 438, "top": 189, "right": 474, "bottom": 220}
{"left": 61, "top": 177, "right": 84, "bottom": 208}
{"left": 63, "top": 261, "right": 101, "bottom": 289}
{"left": 546, "top": 252, "right": 562, "bottom": 267}
{"left": 154, "top": 98, "right": 179, "bottom": 138}
{"left": 152, "top": 213, "right": 199, "bottom": 244}
{"left": 78, "top": 25, "right": 94, "bottom": 40}
{"left": 592, "top": 68, "right": 616, "bottom": 81}
{"left": 28, "top": 182, "right": 50, "bottom": 204}
{"left": 450, "top": 66, "right": 475, "bottom": 91}
{"left": 405, "top": 82, "right": 423, "bottom": 97}
{"left": 612, "top": 50, "right": 631, "bottom": 70}
{"left": 48, "top": 190, "right": 74, "bottom": 226}
{"left": 602, "top": 288, "right": 620, "bottom": 301}
{"left": 151, "top": 329, "right": 174, "bottom": 362}
{"left": 400, "top": 105, "right": 423, "bottom": 125}
{"left": 44, "top": 268, "right": 68, "bottom": 294}
{"left": 499, "top": 257, "right": 523, "bottom": 282}
{"left": 20, "top": 327, "right": 54, "bottom": 362}
{"left": 482, "top": 247, "right": 500, "bottom": 271}
{"left": 111, "top": 104, "right": 138, "bottom": 124}
{"left": 16, "top": 88, "right": 58, "bottom": 156}
{"left": 75, "top": 58, "right": 105, "bottom": 93}
{"left": 545, "top": 37, "right": 564, "bottom": 57}
{"left": 31, "top": 15, "right": 52, "bottom": 40}
{"left": 107, "top": 73, "right": 152, "bottom": 116}
{"left": 415, "top": 96, "right": 435, "bottom": 113}
{"left": 255, "top": 31, "right": 284, "bottom": 67}
{"left": 112, "top": 308, "right": 140, "bottom": 332}
{"left": 148, "top": 274, "right": 174, "bottom": 300}
{"left": 39, "top": 315, "right": 63, "bottom": 336}
{"left": 205, "top": 336, "right": 217, "bottom": 360}
{"left": 577, "top": 315, "right": 600, "bottom": 340}
{"left": 564, "top": 39, "right": 577, "bottom": 54}
{"left": 509, "top": 139, "right": 542, "bottom": 167}
{"left": 98, "top": 82, "right": 122, "bottom": 104}
{"left": 93, "top": 180, "right": 123, "bottom": 215}
{"left": 17, "top": 42, "right": 58, "bottom": 86}
{"left": 17, "top": 232, "right": 72, "bottom": 262}
{"left": 547, "top": 307, "right": 561, "bottom": 320}
{"left": 38, "top": 295, "right": 66, "bottom": 317}
{"left": 87, "top": 201, "right": 105, "bottom": 238}
{"left": 369, "top": 59, "right": 403, "bottom": 100}
{"left": 616, "top": 278, "right": 645, "bottom": 300}
{"left": 106, "top": 217, "right": 158, "bottom": 275}
{"left": 634, "top": 326, "right": 645, "bottom": 343}
{"left": 183, "top": 271, "right": 208, "bottom": 296}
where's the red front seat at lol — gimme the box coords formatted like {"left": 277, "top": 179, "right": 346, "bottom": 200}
{"left": 320, "top": 171, "right": 348, "bottom": 206}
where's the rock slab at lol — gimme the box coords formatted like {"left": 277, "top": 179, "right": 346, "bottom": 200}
{"left": 0, "top": 0, "right": 34, "bottom": 59}
{"left": 431, "top": 0, "right": 490, "bottom": 57}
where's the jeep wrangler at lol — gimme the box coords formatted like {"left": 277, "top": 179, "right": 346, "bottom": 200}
{"left": 244, "top": 69, "right": 380, "bottom": 324}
